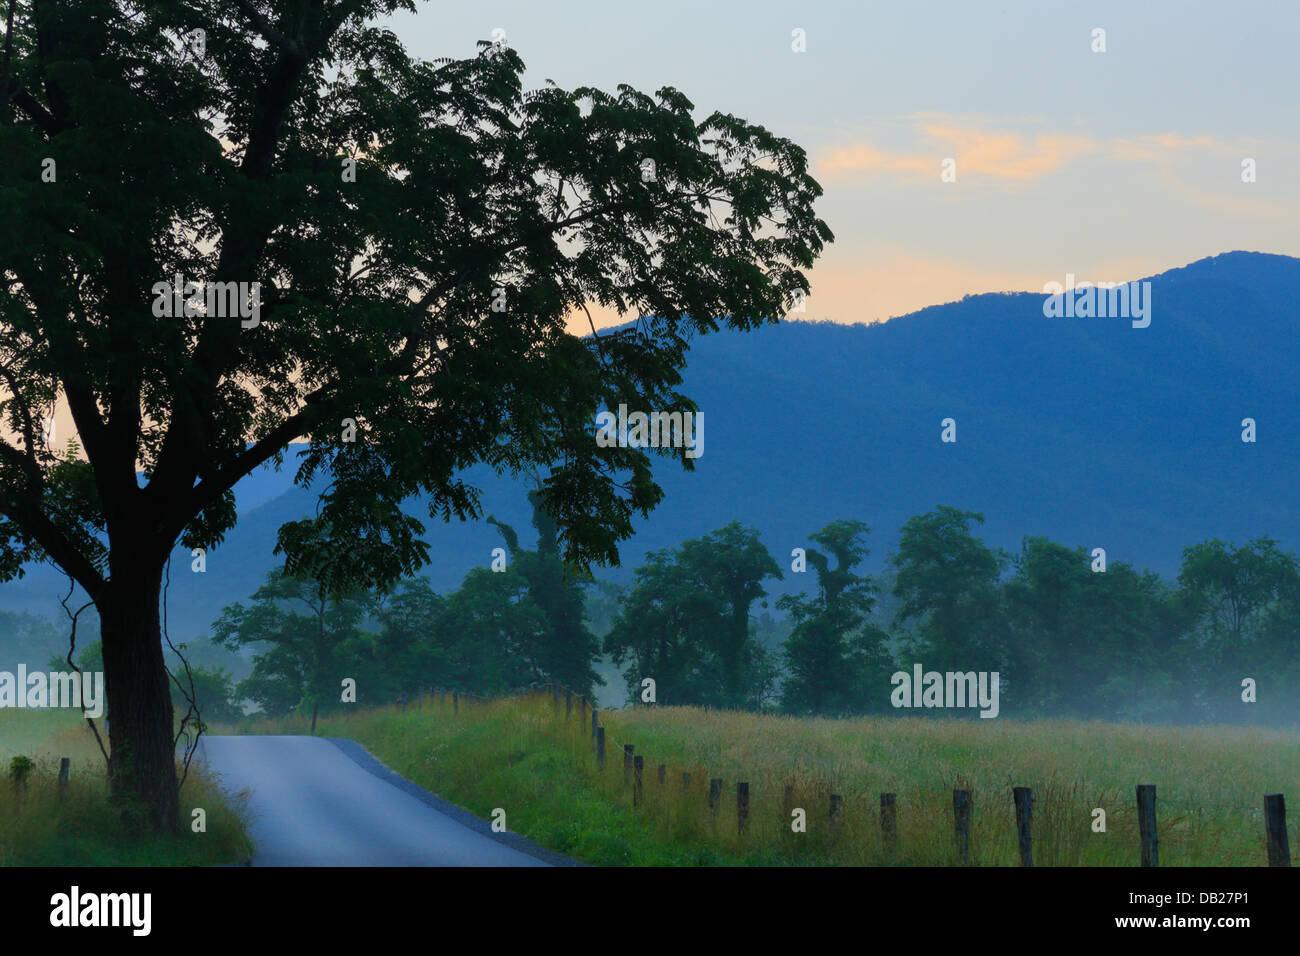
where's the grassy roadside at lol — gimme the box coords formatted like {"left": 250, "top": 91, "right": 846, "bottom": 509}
{"left": 0, "top": 709, "right": 253, "bottom": 866}
{"left": 234, "top": 691, "right": 1300, "bottom": 866}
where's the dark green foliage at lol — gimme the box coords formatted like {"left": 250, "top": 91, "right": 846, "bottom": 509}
{"left": 207, "top": 506, "right": 1300, "bottom": 723}
{"left": 216, "top": 489, "right": 606, "bottom": 703}
{"left": 890, "top": 506, "right": 1007, "bottom": 672}
{"left": 779, "top": 520, "right": 892, "bottom": 715}
{"left": 46, "top": 636, "right": 243, "bottom": 723}
{"left": 9, "top": 754, "right": 33, "bottom": 786}
{"left": 1002, "top": 538, "right": 1192, "bottom": 721}
{"left": 48, "top": 636, "right": 102, "bottom": 672}
{"left": 0, "top": 0, "right": 830, "bottom": 829}
{"left": 605, "top": 521, "right": 781, "bottom": 708}
{"left": 483, "top": 489, "right": 603, "bottom": 697}
{"left": 363, "top": 576, "right": 446, "bottom": 699}
{"left": 1178, "top": 538, "right": 1300, "bottom": 722}
{"left": 360, "top": 489, "right": 606, "bottom": 698}
{"left": 175, "top": 664, "right": 242, "bottom": 724}
{"left": 211, "top": 567, "right": 376, "bottom": 721}
{"left": 884, "top": 509, "right": 1300, "bottom": 723}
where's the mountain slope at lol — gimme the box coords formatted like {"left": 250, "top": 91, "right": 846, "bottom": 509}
{"left": 3, "top": 251, "right": 1297, "bottom": 644}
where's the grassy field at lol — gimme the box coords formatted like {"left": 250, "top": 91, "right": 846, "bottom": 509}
{"left": 236, "top": 691, "right": 1300, "bottom": 866}
{"left": 0, "top": 708, "right": 253, "bottom": 866}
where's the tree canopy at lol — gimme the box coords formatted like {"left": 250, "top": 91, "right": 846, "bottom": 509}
{"left": 0, "top": 0, "right": 831, "bottom": 830}
{"left": 779, "top": 520, "right": 892, "bottom": 715}
{"left": 606, "top": 521, "right": 780, "bottom": 708}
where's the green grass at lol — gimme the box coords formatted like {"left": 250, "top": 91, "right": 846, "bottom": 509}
{"left": 0, "top": 708, "right": 254, "bottom": 866}
{"left": 236, "top": 691, "right": 1300, "bottom": 867}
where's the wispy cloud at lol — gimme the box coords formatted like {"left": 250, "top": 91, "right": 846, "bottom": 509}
{"left": 1109, "top": 132, "right": 1244, "bottom": 164}
{"left": 818, "top": 119, "right": 1245, "bottom": 183}
{"left": 820, "top": 124, "right": 1097, "bottom": 181}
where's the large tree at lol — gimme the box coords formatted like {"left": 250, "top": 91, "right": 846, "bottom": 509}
{"left": 486, "top": 487, "right": 602, "bottom": 697}
{"left": 779, "top": 519, "right": 892, "bottom": 716}
{"left": 1177, "top": 538, "right": 1298, "bottom": 664}
{"left": 1001, "top": 536, "right": 1186, "bottom": 719}
{"left": 0, "top": 1, "right": 830, "bottom": 830}
{"left": 1177, "top": 537, "right": 1300, "bottom": 719}
{"left": 606, "top": 522, "right": 781, "bottom": 708}
{"left": 890, "top": 506, "right": 1006, "bottom": 672}
{"left": 212, "top": 566, "right": 376, "bottom": 730}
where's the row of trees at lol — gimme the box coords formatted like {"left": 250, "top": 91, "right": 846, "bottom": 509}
{"left": 889, "top": 507, "right": 1300, "bottom": 723}
{"left": 204, "top": 502, "right": 1300, "bottom": 727}
{"left": 210, "top": 489, "right": 602, "bottom": 726}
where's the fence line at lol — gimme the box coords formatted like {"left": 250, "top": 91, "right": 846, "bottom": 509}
{"left": 381, "top": 681, "right": 1295, "bottom": 867}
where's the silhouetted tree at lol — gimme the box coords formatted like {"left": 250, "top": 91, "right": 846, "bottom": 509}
{"left": 486, "top": 488, "right": 602, "bottom": 697}
{"left": 606, "top": 522, "right": 781, "bottom": 708}
{"left": 1178, "top": 537, "right": 1300, "bottom": 719}
{"left": 891, "top": 506, "right": 1006, "bottom": 672}
{"left": 0, "top": 0, "right": 829, "bottom": 829}
{"left": 779, "top": 520, "right": 892, "bottom": 715}
{"left": 212, "top": 567, "right": 375, "bottom": 731}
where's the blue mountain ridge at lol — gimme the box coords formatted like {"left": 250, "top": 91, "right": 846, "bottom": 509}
{"left": 2, "top": 250, "right": 1296, "bottom": 642}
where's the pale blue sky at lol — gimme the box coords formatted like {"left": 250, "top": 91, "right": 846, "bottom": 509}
{"left": 384, "top": 0, "right": 1300, "bottom": 324}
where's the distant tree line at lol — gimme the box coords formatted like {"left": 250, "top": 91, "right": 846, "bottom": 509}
{"left": 200, "top": 501, "right": 1300, "bottom": 727}
{"left": 209, "top": 489, "right": 601, "bottom": 726}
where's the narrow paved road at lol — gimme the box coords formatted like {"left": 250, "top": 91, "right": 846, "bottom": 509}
{"left": 200, "top": 735, "right": 553, "bottom": 866}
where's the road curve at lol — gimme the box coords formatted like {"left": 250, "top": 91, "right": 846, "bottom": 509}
{"left": 199, "top": 735, "right": 557, "bottom": 866}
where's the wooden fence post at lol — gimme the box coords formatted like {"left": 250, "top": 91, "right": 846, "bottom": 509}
{"left": 880, "top": 792, "right": 897, "bottom": 848}
{"left": 596, "top": 726, "right": 606, "bottom": 770}
{"left": 633, "top": 756, "right": 644, "bottom": 807}
{"left": 1265, "top": 793, "right": 1290, "bottom": 867}
{"left": 737, "top": 782, "right": 750, "bottom": 832}
{"left": 829, "top": 794, "right": 842, "bottom": 828}
{"left": 709, "top": 778, "right": 723, "bottom": 814}
{"left": 658, "top": 764, "right": 667, "bottom": 786}
{"left": 57, "top": 758, "right": 70, "bottom": 804}
{"left": 1013, "top": 786, "right": 1033, "bottom": 867}
{"left": 953, "top": 789, "right": 972, "bottom": 865}
{"left": 1136, "top": 784, "right": 1158, "bottom": 867}
{"left": 591, "top": 707, "right": 599, "bottom": 739}
{"left": 623, "top": 744, "right": 634, "bottom": 787}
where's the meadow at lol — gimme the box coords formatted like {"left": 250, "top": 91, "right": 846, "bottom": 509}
{"left": 235, "top": 691, "right": 1300, "bottom": 867}
{"left": 0, "top": 708, "right": 253, "bottom": 866}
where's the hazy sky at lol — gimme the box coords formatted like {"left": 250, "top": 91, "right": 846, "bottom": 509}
{"left": 386, "top": 0, "right": 1300, "bottom": 326}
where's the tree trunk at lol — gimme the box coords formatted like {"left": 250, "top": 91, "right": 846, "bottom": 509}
{"left": 724, "top": 599, "right": 749, "bottom": 705}
{"left": 97, "top": 566, "right": 180, "bottom": 834}
{"left": 310, "top": 699, "right": 319, "bottom": 735}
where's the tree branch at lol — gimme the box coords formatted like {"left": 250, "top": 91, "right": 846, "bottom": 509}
{"left": 0, "top": 469, "right": 106, "bottom": 598}
{"left": 0, "top": 359, "right": 40, "bottom": 467}
{"left": 6, "top": 83, "right": 61, "bottom": 133}
{"left": 233, "top": 0, "right": 304, "bottom": 59}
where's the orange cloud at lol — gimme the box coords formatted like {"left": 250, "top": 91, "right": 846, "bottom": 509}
{"left": 1110, "top": 133, "right": 1241, "bottom": 164}
{"left": 818, "top": 117, "right": 1252, "bottom": 185}
{"left": 821, "top": 126, "right": 1096, "bottom": 181}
